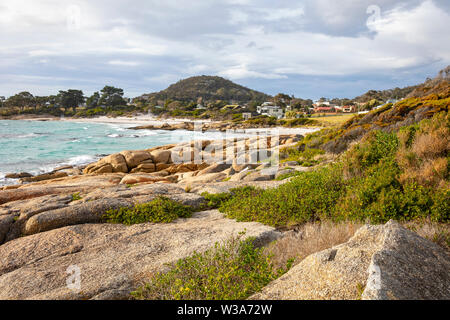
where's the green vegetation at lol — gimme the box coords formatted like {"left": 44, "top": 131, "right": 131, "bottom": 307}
{"left": 201, "top": 111, "right": 449, "bottom": 227}
{"left": 0, "top": 85, "right": 141, "bottom": 118}
{"left": 220, "top": 166, "right": 344, "bottom": 227}
{"left": 201, "top": 187, "right": 256, "bottom": 209}
{"left": 281, "top": 146, "right": 325, "bottom": 166}
{"left": 103, "top": 197, "right": 193, "bottom": 225}
{"left": 275, "top": 170, "right": 302, "bottom": 181}
{"left": 131, "top": 235, "right": 292, "bottom": 300}
{"left": 136, "top": 75, "right": 269, "bottom": 107}
{"left": 71, "top": 192, "right": 82, "bottom": 201}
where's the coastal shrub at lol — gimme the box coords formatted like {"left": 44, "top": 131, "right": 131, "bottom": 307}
{"left": 279, "top": 118, "right": 318, "bottom": 127}
{"left": 220, "top": 165, "right": 345, "bottom": 227}
{"left": 342, "top": 130, "right": 398, "bottom": 179}
{"left": 103, "top": 197, "right": 193, "bottom": 225}
{"left": 281, "top": 146, "right": 325, "bottom": 165}
{"left": 244, "top": 116, "right": 277, "bottom": 126}
{"left": 201, "top": 192, "right": 233, "bottom": 209}
{"left": 131, "top": 235, "right": 291, "bottom": 300}
{"left": 275, "top": 170, "right": 302, "bottom": 181}
{"left": 201, "top": 186, "right": 258, "bottom": 210}
{"left": 71, "top": 192, "right": 82, "bottom": 201}
{"left": 397, "top": 112, "right": 449, "bottom": 188}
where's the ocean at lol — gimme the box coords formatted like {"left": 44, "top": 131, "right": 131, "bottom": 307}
{"left": 0, "top": 119, "right": 247, "bottom": 186}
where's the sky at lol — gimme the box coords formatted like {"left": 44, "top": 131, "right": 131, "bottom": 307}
{"left": 0, "top": 0, "right": 449, "bottom": 100}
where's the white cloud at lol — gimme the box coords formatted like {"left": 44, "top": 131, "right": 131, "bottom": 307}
{"left": 259, "top": 7, "right": 305, "bottom": 21}
{"left": 0, "top": 0, "right": 448, "bottom": 98}
{"left": 218, "top": 65, "right": 287, "bottom": 79}
{"left": 108, "top": 60, "right": 140, "bottom": 67}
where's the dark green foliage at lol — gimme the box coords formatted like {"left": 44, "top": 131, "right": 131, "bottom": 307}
{"left": 201, "top": 186, "right": 258, "bottom": 209}
{"left": 220, "top": 166, "right": 345, "bottom": 227}
{"left": 131, "top": 236, "right": 292, "bottom": 300}
{"left": 201, "top": 192, "right": 233, "bottom": 209}
{"left": 275, "top": 170, "right": 302, "bottom": 181}
{"left": 103, "top": 197, "right": 193, "bottom": 225}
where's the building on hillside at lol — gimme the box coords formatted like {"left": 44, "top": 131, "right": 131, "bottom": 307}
{"left": 313, "top": 106, "right": 336, "bottom": 113}
{"left": 242, "top": 113, "right": 252, "bottom": 120}
{"left": 335, "top": 105, "right": 356, "bottom": 113}
{"left": 196, "top": 104, "right": 206, "bottom": 110}
{"left": 313, "top": 101, "right": 330, "bottom": 107}
{"left": 256, "top": 104, "right": 284, "bottom": 119}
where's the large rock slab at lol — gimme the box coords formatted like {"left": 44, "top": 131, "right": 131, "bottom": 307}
{"left": 0, "top": 210, "right": 281, "bottom": 300}
{"left": 0, "top": 174, "right": 123, "bottom": 205}
{"left": 150, "top": 150, "right": 172, "bottom": 164}
{"left": 120, "top": 150, "right": 152, "bottom": 170}
{"left": 252, "top": 221, "right": 450, "bottom": 300}
{"left": 179, "top": 172, "right": 227, "bottom": 184}
{"left": 84, "top": 153, "right": 128, "bottom": 174}
{"left": 0, "top": 183, "right": 204, "bottom": 243}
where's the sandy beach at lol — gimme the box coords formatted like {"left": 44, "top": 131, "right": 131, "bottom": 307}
{"left": 2, "top": 114, "right": 320, "bottom": 136}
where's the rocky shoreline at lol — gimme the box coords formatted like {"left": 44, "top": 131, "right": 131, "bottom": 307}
{"left": 2, "top": 132, "right": 308, "bottom": 189}
{"left": 0, "top": 130, "right": 449, "bottom": 300}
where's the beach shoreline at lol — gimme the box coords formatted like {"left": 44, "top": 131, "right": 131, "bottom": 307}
{"left": 0, "top": 114, "right": 321, "bottom": 135}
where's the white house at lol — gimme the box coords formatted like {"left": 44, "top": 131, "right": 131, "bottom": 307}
{"left": 256, "top": 104, "right": 284, "bottom": 119}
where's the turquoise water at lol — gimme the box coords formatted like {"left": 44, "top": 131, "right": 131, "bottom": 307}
{"left": 0, "top": 119, "right": 240, "bottom": 185}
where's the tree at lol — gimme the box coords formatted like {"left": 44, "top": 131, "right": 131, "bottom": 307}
{"left": 5, "top": 91, "right": 35, "bottom": 111}
{"left": 58, "top": 90, "right": 85, "bottom": 112}
{"left": 273, "top": 93, "right": 291, "bottom": 107}
{"left": 99, "top": 86, "right": 125, "bottom": 107}
{"left": 86, "top": 92, "right": 100, "bottom": 108}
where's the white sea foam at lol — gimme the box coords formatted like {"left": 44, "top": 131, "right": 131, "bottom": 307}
{"left": 65, "top": 155, "right": 97, "bottom": 166}
{"left": 131, "top": 131, "right": 157, "bottom": 137}
{"left": 107, "top": 133, "right": 122, "bottom": 138}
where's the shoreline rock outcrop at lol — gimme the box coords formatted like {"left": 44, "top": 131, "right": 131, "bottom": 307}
{"left": 251, "top": 221, "right": 450, "bottom": 300}
{"left": 0, "top": 210, "right": 281, "bottom": 300}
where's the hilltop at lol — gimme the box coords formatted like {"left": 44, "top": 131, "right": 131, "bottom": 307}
{"left": 353, "top": 84, "right": 418, "bottom": 103}
{"left": 136, "top": 75, "right": 271, "bottom": 105}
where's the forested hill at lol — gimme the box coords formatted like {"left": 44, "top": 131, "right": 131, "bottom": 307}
{"left": 137, "top": 76, "right": 271, "bottom": 104}
{"left": 353, "top": 84, "right": 418, "bottom": 103}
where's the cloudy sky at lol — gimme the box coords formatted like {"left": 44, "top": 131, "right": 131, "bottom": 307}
{"left": 0, "top": 0, "right": 449, "bottom": 99}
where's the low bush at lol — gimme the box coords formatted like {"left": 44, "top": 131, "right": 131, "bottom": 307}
{"left": 201, "top": 186, "right": 258, "bottom": 209}
{"left": 131, "top": 235, "right": 292, "bottom": 300}
{"left": 220, "top": 165, "right": 345, "bottom": 227}
{"left": 103, "top": 197, "right": 193, "bottom": 225}
{"left": 71, "top": 192, "right": 82, "bottom": 201}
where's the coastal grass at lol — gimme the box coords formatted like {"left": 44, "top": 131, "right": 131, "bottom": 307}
{"left": 103, "top": 197, "right": 193, "bottom": 225}
{"left": 131, "top": 235, "right": 292, "bottom": 300}
{"left": 310, "top": 113, "right": 357, "bottom": 125}
{"left": 265, "top": 221, "right": 363, "bottom": 269}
